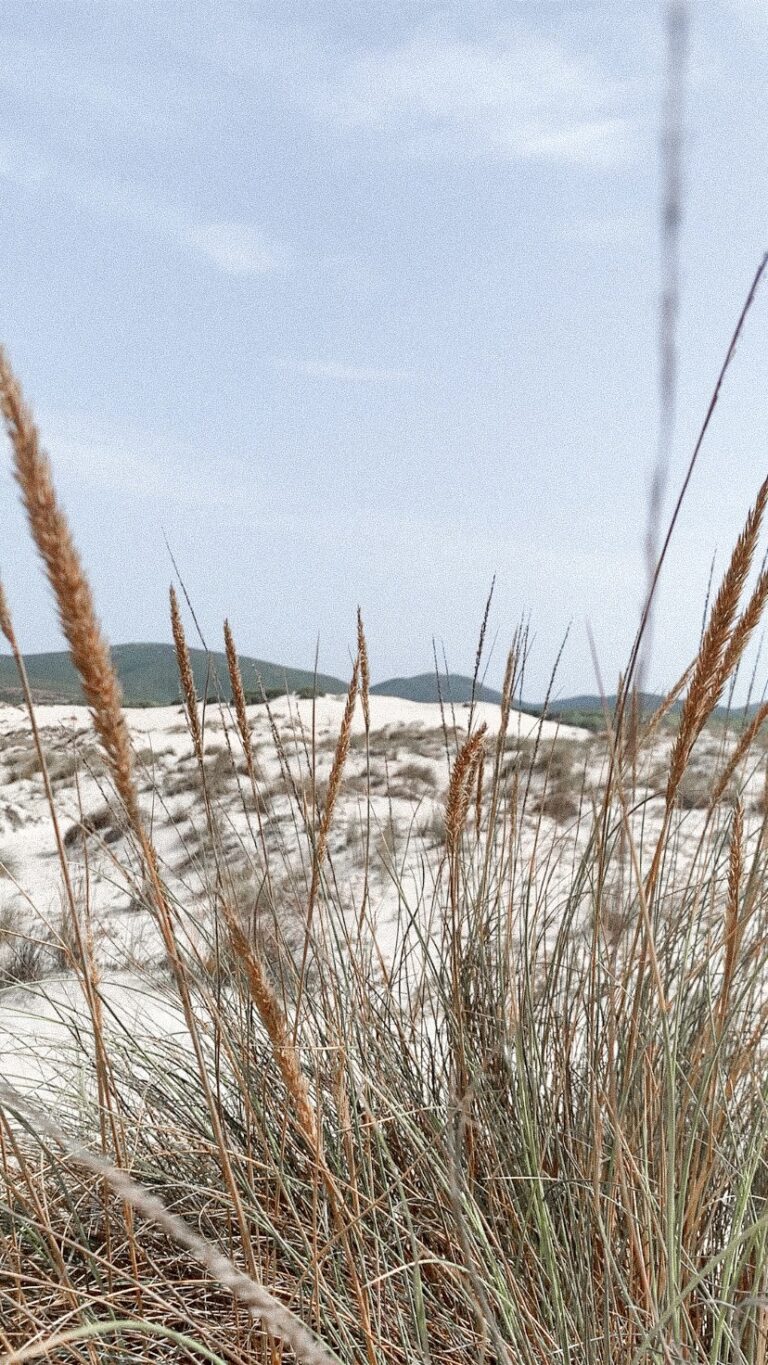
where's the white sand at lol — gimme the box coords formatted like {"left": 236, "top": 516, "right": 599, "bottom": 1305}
{"left": 0, "top": 692, "right": 590, "bottom": 742}
{"left": 3, "top": 692, "right": 748, "bottom": 1099}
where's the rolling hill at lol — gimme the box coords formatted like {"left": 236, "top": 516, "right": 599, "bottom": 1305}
{"left": 524, "top": 692, "right": 759, "bottom": 728}
{"left": 0, "top": 643, "right": 348, "bottom": 707}
{"left": 4, "top": 650, "right": 749, "bottom": 724}
{"left": 0, "top": 648, "right": 511, "bottom": 709}
{"left": 370, "top": 673, "right": 503, "bottom": 705}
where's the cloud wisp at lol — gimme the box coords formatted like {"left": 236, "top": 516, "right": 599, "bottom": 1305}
{"left": 313, "top": 32, "right": 639, "bottom": 168}
{"left": 0, "top": 138, "right": 286, "bottom": 279}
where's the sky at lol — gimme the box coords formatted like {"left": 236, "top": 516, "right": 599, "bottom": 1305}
{"left": 0, "top": 0, "right": 767, "bottom": 700}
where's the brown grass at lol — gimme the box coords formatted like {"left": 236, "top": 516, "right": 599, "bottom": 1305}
{"left": 444, "top": 724, "right": 487, "bottom": 858}
{"left": 169, "top": 585, "right": 203, "bottom": 766}
{"left": 7, "top": 317, "right": 768, "bottom": 1363}
{"left": 667, "top": 476, "right": 768, "bottom": 807}
{"left": 0, "top": 352, "right": 140, "bottom": 833}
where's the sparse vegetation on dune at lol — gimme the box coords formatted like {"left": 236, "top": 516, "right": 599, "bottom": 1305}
{"left": 4, "top": 309, "right": 768, "bottom": 1365}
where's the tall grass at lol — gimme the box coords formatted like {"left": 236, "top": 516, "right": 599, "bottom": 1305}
{"left": 3, "top": 335, "right": 768, "bottom": 1365}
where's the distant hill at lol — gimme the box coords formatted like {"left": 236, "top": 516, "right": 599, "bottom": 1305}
{"left": 3, "top": 650, "right": 755, "bottom": 723}
{"left": 0, "top": 648, "right": 509, "bottom": 708}
{"left": 527, "top": 693, "right": 668, "bottom": 720}
{"left": 526, "top": 693, "right": 760, "bottom": 728}
{"left": 371, "top": 673, "right": 503, "bottom": 705}
{"left": 0, "top": 643, "right": 348, "bottom": 707}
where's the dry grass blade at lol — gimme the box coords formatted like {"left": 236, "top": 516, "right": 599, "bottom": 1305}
{"left": 621, "top": 252, "right": 768, "bottom": 710}
{"left": 0, "top": 348, "right": 139, "bottom": 830}
{"left": 224, "top": 618, "right": 250, "bottom": 758}
{"left": 474, "top": 748, "right": 485, "bottom": 840}
{"left": 0, "top": 1082, "right": 341, "bottom": 1365}
{"left": 708, "top": 702, "right": 768, "bottom": 810}
{"left": 314, "top": 654, "right": 359, "bottom": 881}
{"left": 357, "top": 607, "right": 370, "bottom": 733}
{"left": 638, "top": 660, "right": 693, "bottom": 748}
{"left": 445, "top": 725, "right": 487, "bottom": 857}
{"left": 467, "top": 576, "right": 495, "bottom": 733}
{"left": 220, "top": 906, "right": 319, "bottom": 1151}
{"left": 170, "top": 585, "right": 203, "bottom": 765}
{"left": 708, "top": 564, "right": 768, "bottom": 708}
{"left": 718, "top": 800, "right": 744, "bottom": 1032}
{"left": 667, "top": 477, "right": 768, "bottom": 805}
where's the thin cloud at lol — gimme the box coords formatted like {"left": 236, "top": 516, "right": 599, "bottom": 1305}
{"left": 0, "top": 141, "right": 286, "bottom": 278}
{"left": 31, "top": 419, "right": 252, "bottom": 511}
{"left": 314, "top": 33, "right": 639, "bottom": 167}
{"left": 286, "top": 361, "right": 415, "bottom": 383}
{"left": 176, "top": 221, "right": 286, "bottom": 277}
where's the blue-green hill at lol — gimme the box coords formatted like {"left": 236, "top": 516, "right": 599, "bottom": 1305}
{"left": 370, "top": 673, "right": 503, "bottom": 705}
{"left": 0, "top": 643, "right": 348, "bottom": 706}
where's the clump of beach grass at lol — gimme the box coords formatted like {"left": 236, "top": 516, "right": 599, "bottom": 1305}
{"left": 5, "top": 310, "right": 768, "bottom": 1365}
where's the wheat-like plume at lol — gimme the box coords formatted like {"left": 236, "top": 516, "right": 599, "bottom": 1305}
{"left": 222, "top": 623, "right": 317, "bottom": 1144}
{"left": 666, "top": 477, "right": 768, "bottom": 805}
{"left": 708, "top": 565, "right": 768, "bottom": 707}
{"left": 315, "top": 655, "right": 359, "bottom": 879}
{"left": 498, "top": 648, "right": 516, "bottom": 742}
{"left": 170, "top": 585, "right": 203, "bottom": 765}
{"left": 224, "top": 620, "right": 251, "bottom": 757}
{"left": 220, "top": 906, "right": 320, "bottom": 1149}
{"left": 708, "top": 702, "right": 768, "bottom": 811}
{"left": 0, "top": 350, "right": 140, "bottom": 831}
{"left": 0, "top": 582, "right": 13, "bottom": 644}
{"left": 356, "top": 607, "right": 370, "bottom": 732}
{"left": 0, "top": 348, "right": 268, "bottom": 1283}
{"left": 445, "top": 725, "right": 487, "bottom": 857}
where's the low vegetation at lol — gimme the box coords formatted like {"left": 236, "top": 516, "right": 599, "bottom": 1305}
{"left": 3, "top": 336, "right": 768, "bottom": 1365}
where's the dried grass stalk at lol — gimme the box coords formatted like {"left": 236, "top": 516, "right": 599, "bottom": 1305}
{"left": 0, "top": 1081, "right": 339, "bottom": 1365}
{"left": 708, "top": 702, "right": 768, "bottom": 811}
{"left": 356, "top": 607, "right": 370, "bottom": 733}
{"left": 299, "top": 654, "right": 360, "bottom": 1033}
{"left": 474, "top": 748, "right": 485, "bottom": 839}
{"left": 315, "top": 655, "right": 359, "bottom": 876}
{"left": 222, "top": 908, "right": 319, "bottom": 1150}
{"left": 709, "top": 566, "right": 768, "bottom": 706}
{"left": 170, "top": 585, "right": 203, "bottom": 765}
{"left": 224, "top": 619, "right": 250, "bottom": 757}
{"left": 0, "top": 349, "right": 263, "bottom": 1284}
{"left": 0, "top": 349, "right": 140, "bottom": 829}
{"left": 667, "top": 478, "right": 768, "bottom": 805}
{"left": 638, "top": 661, "right": 693, "bottom": 748}
{"left": 487, "top": 647, "right": 517, "bottom": 809}
{"left": 445, "top": 725, "right": 487, "bottom": 857}
{"left": 718, "top": 799, "right": 745, "bottom": 1031}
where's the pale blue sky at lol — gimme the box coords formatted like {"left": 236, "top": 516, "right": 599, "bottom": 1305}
{"left": 1, "top": 0, "right": 767, "bottom": 698}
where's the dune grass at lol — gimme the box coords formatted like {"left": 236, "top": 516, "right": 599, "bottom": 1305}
{"left": 3, "top": 331, "right": 768, "bottom": 1365}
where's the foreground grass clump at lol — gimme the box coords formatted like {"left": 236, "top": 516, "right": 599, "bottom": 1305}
{"left": 3, "top": 348, "right": 768, "bottom": 1364}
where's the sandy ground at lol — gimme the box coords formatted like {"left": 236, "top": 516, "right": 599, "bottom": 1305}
{"left": 0, "top": 691, "right": 761, "bottom": 1098}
